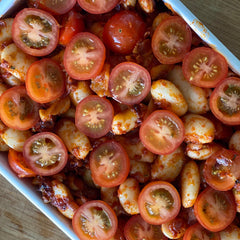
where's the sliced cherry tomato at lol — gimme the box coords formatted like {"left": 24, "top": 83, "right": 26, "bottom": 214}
{"left": 152, "top": 16, "right": 192, "bottom": 64}
{"left": 23, "top": 132, "right": 68, "bottom": 176}
{"left": 0, "top": 86, "right": 39, "bottom": 131}
{"left": 210, "top": 77, "right": 240, "bottom": 125}
{"left": 203, "top": 148, "right": 240, "bottom": 191}
{"left": 8, "top": 148, "right": 36, "bottom": 178}
{"left": 182, "top": 47, "right": 228, "bottom": 88}
{"left": 194, "top": 187, "right": 236, "bottom": 232}
{"left": 72, "top": 200, "right": 118, "bottom": 240}
{"left": 90, "top": 140, "right": 130, "bottom": 188}
{"left": 77, "top": 0, "right": 119, "bottom": 14}
{"left": 138, "top": 181, "right": 181, "bottom": 225}
{"left": 183, "top": 223, "right": 220, "bottom": 240}
{"left": 139, "top": 110, "right": 185, "bottom": 155}
{"left": 12, "top": 8, "right": 59, "bottom": 56}
{"left": 75, "top": 95, "right": 114, "bottom": 138}
{"left": 103, "top": 11, "right": 146, "bottom": 54}
{"left": 64, "top": 32, "right": 106, "bottom": 80}
{"left": 59, "top": 10, "right": 85, "bottom": 46}
{"left": 28, "top": 0, "right": 77, "bottom": 15}
{"left": 124, "top": 214, "right": 167, "bottom": 240}
{"left": 109, "top": 62, "right": 151, "bottom": 105}
{"left": 26, "top": 58, "right": 65, "bottom": 103}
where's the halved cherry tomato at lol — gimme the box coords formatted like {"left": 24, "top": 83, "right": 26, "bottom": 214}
{"left": 109, "top": 62, "right": 151, "bottom": 105}
{"left": 8, "top": 148, "right": 36, "bottom": 178}
{"left": 152, "top": 16, "right": 192, "bottom": 64}
{"left": 75, "top": 95, "right": 114, "bottom": 138}
{"left": 194, "top": 187, "right": 236, "bottom": 232}
{"left": 23, "top": 132, "right": 68, "bottom": 176}
{"left": 182, "top": 47, "right": 228, "bottom": 88}
{"left": 103, "top": 10, "right": 146, "bottom": 54}
{"left": 77, "top": 0, "right": 119, "bottom": 14}
{"left": 59, "top": 10, "right": 84, "bottom": 46}
{"left": 72, "top": 200, "right": 118, "bottom": 240}
{"left": 28, "top": 0, "right": 77, "bottom": 15}
{"left": 210, "top": 77, "right": 240, "bottom": 125}
{"left": 12, "top": 8, "right": 59, "bottom": 56}
{"left": 0, "top": 86, "right": 39, "bottom": 131}
{"left": 139, "top": 110, "right": 185, "bottom": 155}
{"left": 124, "top": 214, "right": 167, "bottom": 240}
{"left": 26, "top": 58, "right": 65, "bottom": 103}
{"left": 64, "top": 32, "right": 106, "bottom": 80}
{"left": 203, "top": 148, "right": 240, "bottom": 191}
{"left": 183, "top": 223, "right": 220, "bottom": 240}
{"left": 138, "top": 181, "right": 181, "bottom": 225}
{"left": 90, "top": 140, "right": 130, "bottom": 188}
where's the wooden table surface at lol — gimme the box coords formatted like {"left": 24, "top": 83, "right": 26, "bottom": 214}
{"left": 0, "top": 1, "right": 240, "bottom": 240}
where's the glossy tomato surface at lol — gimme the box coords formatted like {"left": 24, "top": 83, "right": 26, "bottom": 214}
{"left": 23, "top": 132, "right": 68, "bottom": 176}
{"left": 64, "top": 32, "right": 106, "bottom": 80}
{"left": 0, "top": 86, "right": 39, "bottom": 130}
{"left": 72, "top": 200, "right": 118, "bottom": 240}
{"left": 12, "top": 8, "right": 59, "bottom": 56}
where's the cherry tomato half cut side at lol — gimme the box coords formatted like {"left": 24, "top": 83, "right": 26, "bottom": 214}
{"left": 138, "top": 181, "right": 181, "bottom": 225}
{"left": 23, "top": 132, "right": 68, "bottom": 176}
{"left": 64, "top": 32, "right": 106, "bottom": 80}
{"left": 72, "top": 200, "right": 118, "bottom": 240}
{"left": 12, "top": 8, "right": 59, "bottom": 56}
{"left": 109, "top": 62, "right": 151, "bottom": 105}
{"left": 0, "top": 86, "right": 39, "bottom": 131}
{"left": 139, "top": 110, "right": 185, "bottom": 155}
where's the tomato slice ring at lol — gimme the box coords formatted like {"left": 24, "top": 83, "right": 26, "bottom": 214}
{"left": 12, "top": 8, "right": 59, "bottom": 56}
{"left": 139, "top": 110, "right": 185, "bottom": 155}
{"left": 75, "top": 95, "right": 114, "bottom": 138}
{"left": 152, "top": 16, "right": 192, "bottom": 64}
{"left": 23, "top": 132, "right": 68, "bottom": 176}
{"left": 194, "top": 187, "right": 236, "bottom": 232}
{"left": 26, "top": 58, "right": 65, "bottom": 103}
{"left": 210, "top": 77, "right": 240, "bottom": 125}
{"left": 90, "top": 140, "right": 130, "bottom": 188}
{"left": 138, "top": 181, "right": 181, "bottom": 225}
{"left": 72, "top": 200, "right": 118, "bottom": 240}
{"left": 0, "top": 86, "right": 39, "bottom": 131}
{"left": 63, "top": 32, "right": 106, "bottom": 80}
{"left": 109, "top": 62, "right": 151, "bottom": 105}
{"left": 182, "top": 47, "right": 228, "bottom": 88}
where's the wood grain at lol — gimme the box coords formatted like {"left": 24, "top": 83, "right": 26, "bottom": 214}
{"left": 0, "top": 1, "right": 240, "bottom": 240}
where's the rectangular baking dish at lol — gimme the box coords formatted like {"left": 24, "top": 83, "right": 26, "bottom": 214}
{"left": 0, "top": 0, "right": 240, "bottom": 240}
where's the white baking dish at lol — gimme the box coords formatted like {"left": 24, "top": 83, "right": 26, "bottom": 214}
{"left": 0, "top": 0, "right": 239, "bottom": 240}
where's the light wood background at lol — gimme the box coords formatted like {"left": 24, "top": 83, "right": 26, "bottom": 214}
{"left": 0, "top": 1, "right": 240, "bottom": 239}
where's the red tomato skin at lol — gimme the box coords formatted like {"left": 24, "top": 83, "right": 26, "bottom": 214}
{"left": 12, "top": 8, "right": 60, "bottom": 57}
{"left": 103, "top": 11, "right": 146, "bottom": 54}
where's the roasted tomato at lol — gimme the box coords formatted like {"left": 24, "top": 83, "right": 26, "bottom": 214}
{"left": 63, "top": 32, "right": 106, "bottom": 80}
{"left": 109, "top": 62, "right": 151, "bottom": 105}
{"left": 90, "top": 140, "right": 130, "bottom": 188}
{"left": 0, "top": 86, "right": 39, "bottom": 131}
{"left": 26, "top": 58, "right": 65, "bottom": 103}
{"left": 138, "top": 181, "right": 181, "bottom": 225}
{"left": 23, "top": 132, "right": 68, "bottom": 176}
{"left": 182, "top": 47, "right": 228, "bottom": 88}
{"left": 103, "top": 11, "right": 146, "bottom": 54}
{"left": 152, "top": 16, "right": 192, "bottom": 64}
{"left": 75, "top": 95, "right": 114, "bottom": 138}
{"left": 194, "top": 187, "right": 236, "bottom": 232}
{"left": 210, "top": 77, "right": 240, "bottom": 125}
{"left": 72, "top": 200, "right": 118, "bottom": 240}
{"left": 139, "top": 110, "right": 185, "bottom": 155}
{"left": 12, "top": 8, "right": 59, "bottom": 56}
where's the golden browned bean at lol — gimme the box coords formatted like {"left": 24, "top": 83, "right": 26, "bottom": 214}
{"left": 130, "top": 160, "right": 151, "bottom": 183}
{"left": 219, "top": 224, "right": 240, "bottom": 240}
{"left": 233, "top": 182, "right": 240, "bottom": 213}
{"left": 138, "top": 0, "right": 155, "bottom": 13}
{"left": 229, "top": 130, "right": 240, "bottom": 152}
{"left": 0, "top": 18, "right": 13, "bottom": 44}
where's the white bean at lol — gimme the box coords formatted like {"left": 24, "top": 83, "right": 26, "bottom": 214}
{"left": 0, "top": 68, "right": 22, "bottom": 86}
{"left": 151, "top": 79, "right": 188, "bottom": 116}
{"left": 220, "top": 224, "right": 240, "bottom": 240}
{"left": 229, "top": 130, "right": 240, "bottom": 152}
{"left": 181, "top": 161, "right": 200, "bottom": 208}
{"left": 130, "top": 160, "right": 151, "bottom": 183}
{"left": 138, "top": 0, "right": 155, "bottom": 13}
{"left": 118, "top": 178, "right": 140, "bottom": 215}
{"left": 233, "top": 183, "right": 240, "bottom": 213}
{"left": 121, "top": 0, "right": 137, "bottom": 9}
{"left": 0, "top": 18, "right": 13, "bottom": 44}
{"left": 0, "top": 136, "right": 9, "bottom": 151}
